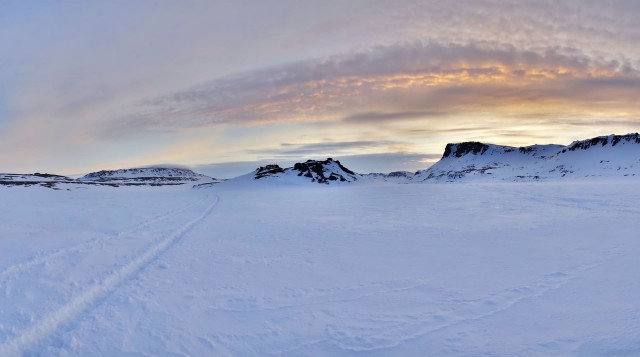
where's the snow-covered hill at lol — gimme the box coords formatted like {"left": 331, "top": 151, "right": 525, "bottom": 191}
{"left": 364, "top": 171, "right": 415, "bottom": 184}
{"left": 0, "top": 168, "right": 220, "bottom": 189}
{"left": 413, "top": 133, "right": 640, "bottom": 182}
{"left": 3, "top": 179, "right": 640, "bottom": 355}
{"left": 79, "top": 167, "right": 217, "bottom": 186}
{"left": 226, "top": 158, "right": 360, "bottom": 185}
{"left": 0, "top": 173, "right": 75, "bottom": 189}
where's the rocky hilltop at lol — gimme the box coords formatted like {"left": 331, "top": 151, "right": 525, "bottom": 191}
{"left": 414, "top": 133, "right": 640, "bottom": 182}
{"left": 226, "top": 158, "right": 360, "bottom": 185}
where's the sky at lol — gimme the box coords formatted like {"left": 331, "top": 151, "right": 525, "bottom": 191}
{"left": 1, "top": 0, "right": 639, "bottom": 178}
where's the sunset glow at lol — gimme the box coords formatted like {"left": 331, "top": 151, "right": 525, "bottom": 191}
{"left": 1, "top": 1, "right": 639, "bottom": 177}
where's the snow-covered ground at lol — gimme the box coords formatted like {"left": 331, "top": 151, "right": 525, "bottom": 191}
{"left": 1, "top": 181, "right": 640, "bottom": 356}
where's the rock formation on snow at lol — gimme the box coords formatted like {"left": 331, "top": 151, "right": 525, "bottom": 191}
{"left": 232, "top": 158, "right": 360, "bottom": 185}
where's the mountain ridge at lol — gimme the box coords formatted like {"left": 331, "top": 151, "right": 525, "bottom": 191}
{"left": 2, "top": 133, "right": 639, "bottom": 188}
{"left": 413, "top": 133, "right": 640, "bottom": 182}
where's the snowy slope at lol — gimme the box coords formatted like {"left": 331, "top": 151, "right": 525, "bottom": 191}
{"left": 79, "top": 167, "right": 217, "bottom": 186}
{"left": 414, "top": 133, "right": 640, "bottom": 182}
{"left": 1, "top": 182, "right": 640, "bottom": 355}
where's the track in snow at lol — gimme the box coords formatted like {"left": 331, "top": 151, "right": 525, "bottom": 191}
{"left": 0, "top": 195, "right": 219, "bottom": 356}
{"left": 0, "top": 196, "right": 208, "bottom": 282}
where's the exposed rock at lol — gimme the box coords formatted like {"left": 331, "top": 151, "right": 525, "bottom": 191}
{"left": 243, "top": 158, "right": 360, "bottom": 184}
{"left": 442, "top": 142, "right": 490, "bottom": 158}
{"left": 567, "top": 133, "right": 640, "bottom": 151}
{"left": 255, "top": 165, "right": 285, "bottom": 179}
{"left": 291, "top": 158, "right": 357, "bottom": 184}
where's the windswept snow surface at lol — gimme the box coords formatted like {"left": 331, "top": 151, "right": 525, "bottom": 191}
{"left": 1, "top": 182, "right": 640, "bottom": 355}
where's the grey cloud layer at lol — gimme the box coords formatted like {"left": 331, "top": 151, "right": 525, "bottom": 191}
{"left": 3, "top": 0, "right": 640, "bottom": 175}
{"left": 247, "top": 140, "right": 408, "bottom": 157}
{"left": 105, "top": 41, "right": 639, "bottom": 137}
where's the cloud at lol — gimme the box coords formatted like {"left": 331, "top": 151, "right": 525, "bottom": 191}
{"left": 103, "top": 41, "right": 639, "bottom": 137}
{"left": 341, "top": 111, "right": 451, "bottom": 123}
{"left": 3, "top": 1, "right": 640, "bottom": 174}
{"left": 337, "top": 152, "right": 442, "bottom": 174}
{"left": 248, "top": 140, "right": 408, "bottom": 157}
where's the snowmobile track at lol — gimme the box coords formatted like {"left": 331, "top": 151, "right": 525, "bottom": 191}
{"left": 0, "top": 195, "right": 219, "bottom": 356}
{"left": 0, "top": 196, "right": 208, "bottom": 282}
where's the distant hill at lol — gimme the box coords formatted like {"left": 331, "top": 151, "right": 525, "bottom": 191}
{"left": 363, "top": 171, "right": 414, "bottom": 183}
{"left": 0, "top": 167, "right": 220, "bottom": 189}
{"left": 0, "top": 173, "right": 76, "bottom": 189}
{"left": 3, "top": 133, "right": 639, "bottom": 189}
{"left": 79, "top": 167, "right": 217, "bottom": 186}
{"left": 413, "top": 133, "right": 640, "bottom": 182}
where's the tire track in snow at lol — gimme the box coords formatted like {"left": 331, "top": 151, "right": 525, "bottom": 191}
{"left": 0, "top": 195, "right": 208, "bottom": 282}
{"left": 0, "top": 195, "right": 219, "bottom": 357}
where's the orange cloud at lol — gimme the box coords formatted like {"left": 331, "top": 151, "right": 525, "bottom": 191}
{"left": 107, "top": 41, "right": 637, "bottom": 137}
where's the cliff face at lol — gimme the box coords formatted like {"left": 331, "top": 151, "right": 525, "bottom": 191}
{"left": 442, "top": 142, "right": 490, "bottom": 158}
{"left": 566, "top": 133, "right": 640, "bottom": 151}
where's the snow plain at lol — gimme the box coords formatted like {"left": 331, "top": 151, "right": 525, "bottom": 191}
{"left": 1, "top": 180, "right": 640, "bottom": 356}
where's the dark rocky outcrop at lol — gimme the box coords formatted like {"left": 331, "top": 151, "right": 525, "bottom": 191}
{"left": 442, "top": 142, "right": 490, "bottom": 158}
{"left": 254, "top": 165, "right": 285, "bottom": 179}
{"left": 249, "top": 158, "right": 359, "bottom": 184}
{"left": 291, "top": 158, "right": 357, "bottom": 184}
{"left": 567, "top": 133, "right": 640, "bottom": 151}
{"left": 32, "top": 173, "right": 74, "bottom": 180}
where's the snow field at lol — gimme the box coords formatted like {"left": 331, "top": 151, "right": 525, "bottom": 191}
{"left": 1, "top": 181, "right": 639, "bottom": 355}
